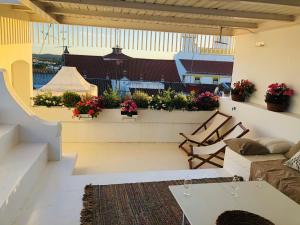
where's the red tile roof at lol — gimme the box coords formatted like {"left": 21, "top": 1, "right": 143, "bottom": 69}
{"left": 64, "top": 54, "right": 181, "bottom": 82}
{"left": 180, "top": 59, "right": 233, "bottom": 76}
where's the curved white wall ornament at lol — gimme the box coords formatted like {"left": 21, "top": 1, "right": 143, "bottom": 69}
{"left": 0, "top": 69, "right": 62, "bottom": 161}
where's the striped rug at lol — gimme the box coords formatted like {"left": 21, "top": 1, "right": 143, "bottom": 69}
{"left": 81, "top": 177, "right": 234, "bottom": 225}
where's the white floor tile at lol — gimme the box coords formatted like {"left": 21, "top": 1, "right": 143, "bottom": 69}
{"left": 13, "top": 144, "right": 231, "bottom": 225}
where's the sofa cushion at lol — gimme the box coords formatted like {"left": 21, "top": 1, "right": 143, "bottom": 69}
{"left": 224, "top": 138, "right": 269, "bottom": 155}
{"left": 285, "top": 141, "right": 300, "bottom": 159}
{"left": 256, "top": 138, "right": 293, "bottom": 154}
{"left": 284, "top": 151, "right": 300, "bottom": 172}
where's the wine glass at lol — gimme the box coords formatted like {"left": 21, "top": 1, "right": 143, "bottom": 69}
{"left": 256, "top": 177, "right": 264, "bottom": 188}
{"left": 183, "top": 177, "right": 192, "bottom": 196}
{"left": 231, "top": 176, "right": 240, "bottom": 197}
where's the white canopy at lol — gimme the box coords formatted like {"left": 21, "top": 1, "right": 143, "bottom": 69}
{"left": 39, "top": 66, "right": 97, "bottom": 95}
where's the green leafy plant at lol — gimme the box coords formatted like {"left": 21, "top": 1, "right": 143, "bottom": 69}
{"left": 32, "top": 92, "right": 62, "bottom": 107}
{"left": 62, "top": 91, "right": 81, "bottom": 108}
{"left": 160, "top": 89, "right": 176, "bottom": 111}
{"left": 149, "top": 89, "right": 175, "bottom": 111}
{"left": 186, "top": 91, "right": 198, "bottom": 111}
{"left": 132, "top": 91, "right": 150, "bottom": 108}
{"left": 102, "top": 88, "right": 121, "bottom": 108}
{"left": 149, "top": 94, "right": 163, "bottom": 110}
{"left": 173, "top": 92, "right": 187, "bottom": 110}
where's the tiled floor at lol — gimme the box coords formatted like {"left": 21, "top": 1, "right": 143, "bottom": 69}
{"left": 13, "top": 143, "right": 229, "bottom": 225}
{"left": 63, "top": 142, "right": 223, "bottom": 174}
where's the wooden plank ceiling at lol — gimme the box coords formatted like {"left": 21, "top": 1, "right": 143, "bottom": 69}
{"left": 3, "top": 0, "right": 300, "bottom": 35}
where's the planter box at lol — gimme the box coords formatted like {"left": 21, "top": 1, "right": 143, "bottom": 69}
{"left": 266, "top": 102, "right": 288, "bottom": 112}
{"left": 31, "top": 107, "right": 216, "bottom": 142}
{"left": 74, "top": 114, "right": 93, "bottom": 120}
{"left": 231, "top": 94, "right": 245, "bottom": 102}
{"left": 121, "top": 114, "right": 139, "bottom": 120}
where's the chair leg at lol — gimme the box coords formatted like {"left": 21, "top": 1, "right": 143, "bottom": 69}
{"left": 190, "top": 154, "right": 223, "bottom": 169}
{"left": 178, "top": 139, "right": 187, "bottom": 148}
{"left": 179, "top": 142, "right": 194, "bottom": 156}
{"left": 188, "top": 156, "right": 194, "bottom": 169}
{"left": 180, "top": 145, "right": 191, "bottom": 156}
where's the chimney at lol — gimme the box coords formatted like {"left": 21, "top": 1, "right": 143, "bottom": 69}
{"left": 63, "top": 46, "right": 70, "bottom": 54}
{"left": 61, "top": 46, "right": 69, "bottom": 66}
{"left": 112, "top": 47, "right": 122, "bottom": 55}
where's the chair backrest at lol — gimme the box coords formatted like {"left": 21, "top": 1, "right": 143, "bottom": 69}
{"left": 222, "top": 122, "right": 249, "bottom": 140}
{"left": 205, "top": 111, "right": 232, "bottom": 135}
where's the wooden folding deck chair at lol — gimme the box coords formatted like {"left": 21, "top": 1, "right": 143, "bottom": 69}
{"left": 188, "top": 122, "right": 249, "bottom": 169}
{"left": 179, "top": 111, "right": 232, "bottom": 155}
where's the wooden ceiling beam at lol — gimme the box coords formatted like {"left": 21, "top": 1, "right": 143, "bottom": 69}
{"left": 37, "top": 0, "right": 294, "bottom": 22}
{"left": 226, "top": 0, "right": 300, "bottom": 8}
{"left": 20, "top": 0, "right": 58, "bottom": 23}
{"left": 49, "top": 7, "right": 258, "bottom": 28}
{"left": 58, "top": 15, "right": 235, "bottom": 36}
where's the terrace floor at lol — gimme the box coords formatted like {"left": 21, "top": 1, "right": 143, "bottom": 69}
{"left": 13, "top": 153, "right": 230, "bottom": 225}
{"left": 63, "top": 142, "right": 223, "bottom": 174}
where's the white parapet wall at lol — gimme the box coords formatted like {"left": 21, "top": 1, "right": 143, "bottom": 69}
{"left": 32, "top": 107, "right": 215, "bottom": 143}
{"left": 219, "top": 97, "right": 300, "bottom": 143}
{"left": 0, "top": 70, "right": 62, "bottom": 160}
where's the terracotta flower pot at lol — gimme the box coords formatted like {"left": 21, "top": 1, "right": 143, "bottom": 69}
{"left": 231, "top": 94, "right": 245, "bottom": 102}
{"left": 266, "top": 102, "right": 288, "bottom": 112}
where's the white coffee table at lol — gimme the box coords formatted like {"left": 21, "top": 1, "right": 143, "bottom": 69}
{"left": 169, "top": 181, "right": 300, "bottom": 225}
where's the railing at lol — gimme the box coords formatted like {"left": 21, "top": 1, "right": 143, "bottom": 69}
{"left": 32, "top": 23, "right": 235, "bottom": 55}
{"left": 0, "top": 16, "right": 31, "bottom": 45}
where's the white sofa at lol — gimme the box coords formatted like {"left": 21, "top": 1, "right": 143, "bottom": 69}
{"left": 223, "top": 147, "right": 286, "bottom": 180}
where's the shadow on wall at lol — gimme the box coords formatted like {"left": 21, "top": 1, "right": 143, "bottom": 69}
{"left": 11, "top": 60, "right": 31, "bottom": 106}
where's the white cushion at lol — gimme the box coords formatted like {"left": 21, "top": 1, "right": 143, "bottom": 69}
{"left": 284, "top": 151, "right": 300, "bottom": 172}
{"left": 256, "top": 138, "right": 293, "bottom": 154}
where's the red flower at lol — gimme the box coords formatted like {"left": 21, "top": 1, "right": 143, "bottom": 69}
{"left": 73, "top": 108, "right": 79, "bottom": 116}
{"left": 88, "top": 109, "right": 95, "bottom": 115}
{"left": 283, "top": 89, "right": 294, "bottom": 96}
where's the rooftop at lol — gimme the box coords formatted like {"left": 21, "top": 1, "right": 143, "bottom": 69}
{"left": 64, "top": 53, "right": 181, "bottom": 82}
{"left": 181, "top": 59, "right": 234, "bottom": 76}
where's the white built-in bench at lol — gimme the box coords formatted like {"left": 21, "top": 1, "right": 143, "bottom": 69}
{"left": 223, "top": 147, "right": 286, "bottom": 181}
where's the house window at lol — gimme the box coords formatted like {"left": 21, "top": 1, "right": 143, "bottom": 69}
{"left": 194, "top": 77, "right": 201, "bottom": 83}
{"left": 213, "top": 77, "right": 219, "bottom": 84}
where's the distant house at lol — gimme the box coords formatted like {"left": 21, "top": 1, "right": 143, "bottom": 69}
{"left": 180, "top": 59, "right": 233, "bottom": 84}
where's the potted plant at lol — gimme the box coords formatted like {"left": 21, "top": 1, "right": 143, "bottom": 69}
{"left": 73, "top": 96, "right": 103, "bottom": 119}
{"left": 265, "top": 83, "right": 294, "bottom": 112}
{"left": 173, "top": 92, "right": 187, "bottom": 110}
{"left": 120, "top": 99, "right": 138, "bottom": 118}
{"left": 231, "top": 79, "right": 256, "bottom": 102}
{"left": 194, "top": 91, "right": 219, "bottom": 111}
{"left": 132, "top": 91, "right": 150, "bottom": 109}
{"left": 62, "top": 91, "right": 81, "bottom": 108}
{"left": 102, "top": 88, "right": 121, "bottom": 109}
{"left": 32, "top": 92, "right": 62, "bottom": 107}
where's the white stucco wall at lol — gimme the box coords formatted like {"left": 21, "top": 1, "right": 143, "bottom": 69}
{"left": 0, "top": 70, "right": 62, "bottom": 160}
{"left": 233, "top": 24, "right": 300, "bottom": 115}
{"left": 32, "top": 107, "right": 214, "bottom": 143}
{"left": 219, "top": 98, "right": 300, "bottom": 143}
{"left": 0, "top": 44, "right": 33, "bottom": 105}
